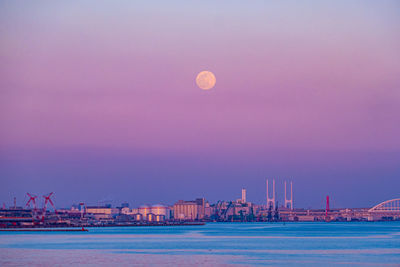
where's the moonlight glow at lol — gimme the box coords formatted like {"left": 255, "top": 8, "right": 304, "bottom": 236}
{"left": 196, "top": 71, "right": 216, "bottom": 90}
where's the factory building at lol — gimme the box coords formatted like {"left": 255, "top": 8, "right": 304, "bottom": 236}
{"left": 120, "top": 205, "right": 170, "bottom": 222}
{"left": 86, "top": 206, "right": 119, "bottom": 215}
{"left": 120, "top": 207, "right": 131, "bottom": 215}
{"left": 173, "top": 198, "right": 205, "bottom": 220}
{"left": 86, "top": 206, "right": 112, "bottom": 215}
{"left": 138, "top": 205, "right": 150, "bottom": 220}
{"left": 151, "top": 204, "right": 169, "bottom": 221}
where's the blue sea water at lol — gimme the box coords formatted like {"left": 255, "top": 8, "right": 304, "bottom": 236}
{"left": 1, "top": 222, "right": 400, "bottom": 266}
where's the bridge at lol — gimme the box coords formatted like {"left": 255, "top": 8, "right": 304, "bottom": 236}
{"left": 369, "top": 198, "right": 400, "bottom": 213}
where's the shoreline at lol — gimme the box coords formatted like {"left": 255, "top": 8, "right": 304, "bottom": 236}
{"left": 0, "top": 228, "right": 89, "bottom": 232}
{"left": 0, "top": 222, "right": 206, "bottom": 230}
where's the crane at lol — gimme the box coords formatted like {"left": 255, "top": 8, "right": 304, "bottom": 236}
{"left": 41, "top": 192, "right": 59, "bottom": 222}
{"left": 213, "top": 201, "right": 223, "bottom": 220}
{"left": 25, "top": 193, "right": 38, "bottom": 223}
{"left": 79, "top": 202, "right": 87, "bottom": 219}
{"left": 221, "top": 202, "right": 233, "bottom": 221}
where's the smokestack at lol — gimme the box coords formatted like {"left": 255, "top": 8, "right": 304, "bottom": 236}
{"left": 291, "top": 181, "right": 293, "bottom": 209}
{"left": 266, "top": 179, "right": 276, "bottom": 210}
{"left": 284, "top": 181, "right": 287, "bottom": 204}
{"left": 273, "top": 179, "right": 275, "bottom": 207}
{"left": 284, "top": 180, "right": 294, "bottom": 210}
{"left": 241, "top": 189, "right": 246, "bottom": 203}
{"left": 326, "top": 195, "right": 330, "bottom": 215}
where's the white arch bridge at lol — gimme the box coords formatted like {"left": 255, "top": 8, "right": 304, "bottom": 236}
{"left": 369, "top": 198, "right": 400, "bottom": 213}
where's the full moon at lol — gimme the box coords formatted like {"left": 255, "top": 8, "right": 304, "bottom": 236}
{"left": 196, "top": 71, "right": 216, "bottom": 90}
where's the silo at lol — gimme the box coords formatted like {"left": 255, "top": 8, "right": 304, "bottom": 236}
{"left": 147, "top": 213, "right": 155, "bottom": 222}
{"left": 138, "top": 205, "right": 150, "bottom": 221}
{"left": 133, "top": 213, "right": 142, "bottom": 221}
{"left": 151, "top": 204, "right": 168, "bottom": 221}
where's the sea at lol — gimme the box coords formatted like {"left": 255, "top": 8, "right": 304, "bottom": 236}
{"left": 1, "top": 222, "right": 400, "bottom": 266}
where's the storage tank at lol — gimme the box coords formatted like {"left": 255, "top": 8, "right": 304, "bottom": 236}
{"left": 151, "top": 204, "right": 168, "bottom": 221}
{"left": 133, "top": 213, "right": 142, "bottom": 221}
{"left": 138, "top": 205, "right": 150, "bottom": 220}
{"left": 147, "top": 213, "right": 155, "bottom": 222}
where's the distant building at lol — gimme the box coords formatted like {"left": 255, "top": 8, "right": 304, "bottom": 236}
{"left": 120, "top": 207, "right": 131, "bottom": 215}
{"left": 151, "top": 204, "right": 170, "bottom": 221}
{"left": 120, "top": 205, "right": 170, "bottom": 222}
{"left": 138, "top": 205, "right": 150, "bottom": 219}
{"left": 204, "top": 202, "right": 213, "bottom": 218}
{"left": 86, "top": 206, "right": 112, "bottom": 215}
{"left": 86, "top": 206, "right": 118, "bottom": 215}
{"left": 241, "top": 189, "right": 246, "bottom": 203}
{"left": 173, "top": 198, "right": 205, "bottom": 220}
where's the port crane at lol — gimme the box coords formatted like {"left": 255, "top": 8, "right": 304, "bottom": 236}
{"left": 41, "top": 192, "right": 60, "bottom": 222}
{"left": 25, "top": 193, "right": 39, "bottom": 223}
{"left": 221, "top": 202, "right": 234, "bottom": 221}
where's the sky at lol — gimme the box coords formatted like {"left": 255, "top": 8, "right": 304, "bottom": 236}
{"left": 1, "top": 1, "right": 399, "bottom": 209}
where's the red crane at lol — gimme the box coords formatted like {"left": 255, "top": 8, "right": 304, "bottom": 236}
{"left": 325, "top": 195, "right": 330, "bottom": 221}
{"left": 41, "top": 192, "right": 58, "bottom": 222}
{"left": 25, "top": 193, "right": 38, "bottom": 223}
{"left": 25, "top": 193, "right": 38, "bottom": 211}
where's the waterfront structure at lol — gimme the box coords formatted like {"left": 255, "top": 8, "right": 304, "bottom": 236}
{"left": 368, "top": 198, "right": 400, "bottom": 221}
{"left": 0, "top": 208, "right": 33, "bottom": 227}
{"left": 120, "top": 207, "right": 131, "bottom": 215}
{"left": 138, "top": 205, "right": 150, "bottom": 219}
{"left": 369, "top": 198, "right": 400, "bottom": 213}
{"left": 86, "top": 206, "right": 115, "bottom": 215}
{"left": 173, "top": 198, "right": 205, "bottom": 220}
{"left": 151, "top": 204, "right": 169, "bottom": 221}
{"left": 133, "top": 213, "right": 142, "bottom": 221}
{"left": 284, "top": 181, "right": 293, "bottom": 210}
{"left": 85, "top": 206, "right": 119, "bottom": 220}
{"left": 241, "top": 189, "right": 246, "bottom": 203}
{"left": 204, "top": 201, "right": 213, "bottom": 218}
{"left": 211, "top": 199, "right": 255, "bottom": 221}
{"left": 1, "top": 189, "right": 399, "bottom": 228}
{"left": 266, "top": 179, "right": 275, "bottom": 210}
{"left": 119, "top": 204, "right": 171, "bottom": 222}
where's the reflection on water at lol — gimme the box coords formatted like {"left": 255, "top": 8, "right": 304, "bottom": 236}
{"left": 1, "top": 222, "right": 400, "bottom": 266}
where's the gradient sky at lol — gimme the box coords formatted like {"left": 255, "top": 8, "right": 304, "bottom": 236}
{"left": 1, "top": 1, "right": 399, "bottom": 209}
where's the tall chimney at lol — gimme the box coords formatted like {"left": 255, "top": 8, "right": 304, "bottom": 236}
{"left": 284, "top": 180, "right": 293, "bottom": 210}
{"left": 241, "top": 188, "right": 246, "bottom": 203}
{"left": 266, "top": 179, "right": 276, "bottom": 210}
{"left": 291, "top": 181, "right": 293, "bottom": 209}
{"left": 273, "top": 179, "right": 275, "bottom": 208}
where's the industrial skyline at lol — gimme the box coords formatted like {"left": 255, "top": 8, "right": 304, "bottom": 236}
{"left": 1, "top": 179, "right": 396, "bottom": 213}
{"left": 2, "top": 182, "right": 399, "bottom": 228}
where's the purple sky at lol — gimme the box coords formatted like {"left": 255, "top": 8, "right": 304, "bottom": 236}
{"left": 1, "top": 1, "right": 399, "bottom": 209}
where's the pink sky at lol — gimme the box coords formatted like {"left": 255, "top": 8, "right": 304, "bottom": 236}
{"left": 0, "top": 1, "right": 399, "bottom": 207}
